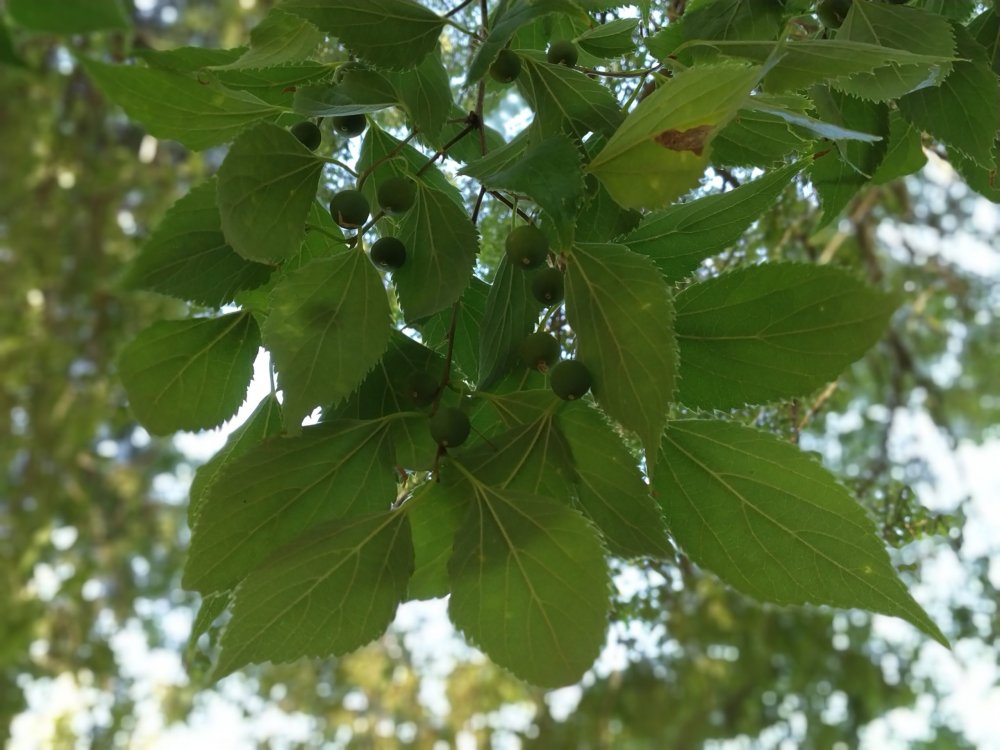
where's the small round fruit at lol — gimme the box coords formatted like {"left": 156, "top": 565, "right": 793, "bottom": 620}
{"left": 429, "top": 407, "right": 471, "bottom": 447}
{"left": 370, "top": 236, "right": 406, "bottom": 269}
{"left": 816, "top": 0, "right": 851, "bottom": 27}
{"left": 550, "top": 359, "right": 592, "bottom": 401}
{"left": 505, "top": 225, "right": 549, "bottom": 269}
{"left": 547, "top": 39, "right": 578, "bottom": 67}
{"left": 329, "top": 189, "right": 370, "bottom": 228}
{"left": 332, "top": 113, "right": 367, "bottom": 137}
{"left": 290, "top": 121, "right": 322, "bottom": 151}
{"left": 377, "top": 176, "right": 416, "bottom": 215}
{"left": 405, "top": 369, "right": 438, "bottom": 406}
{"left": 489, "top": 48, "right": 521, "bottom": 83}
{"left": 531, "top": 267, "right": 564, "bottom": 305}
{"left": 519, "top": 332, "right": 560, "bottom": 370}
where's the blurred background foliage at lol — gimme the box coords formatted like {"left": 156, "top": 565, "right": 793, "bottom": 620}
{"left": 1, "top": 0, "right": 997, "bottom": 748}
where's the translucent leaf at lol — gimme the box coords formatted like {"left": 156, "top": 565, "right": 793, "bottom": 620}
{"left": 394, "top": 183, "right": 479, "bottom": 322}
{"left": 712, "top": 107, "right": 812, "bottom": 167}
{"left": 261, "top": 252, "right": 392, "bottom": 431}
{"left": 293, "top": 67, "right": 398, "bottom": 116}
{"left": 185, "top": 420, "right": 397, "bottom": 594}
{"left": 214, "top": 9, "right": 324, "bottom": 70}
{"left": 217, "top": 123, "right": 325, "bottom": 263}
{"left": 80, "top": 59, "right": 282, "bottom": 150}
{"left": 576, "top": 18, "right": 639, "bottom": 58}
{"left": 654, "top": 420, "right": 947, "bottom": 646}
{"left": 835, "top": 0, "right": 955, "bottom": 101}
{"left": 215, "top": 511, "right": 413, "bottom": 677}
{"left": 564, "top": 242, "right": 677, "bottom": 469}
{"left": 118, "top": 313, "right": 259, "bottom": 435}
{"left": 448, "top": 486, "right": 610, "bottom": 687}
{"left": 188, "top": 394, "right": 283, "bottom": 524}
{"left": 623, "top": 161, "right": 804, "bottom": 281}
{"left": 517, "top": 53, "right": 623, "bottom": 139}
{"left": 123, "top": 179, "right": 274, "bottom": 306}
{"left": 557, "top": 402, "right": 671, "bottom": 559}
{"left": 674, "top": 264, "right": 898, "bottom": 409}
{"left": 588, "top": 64, "right": 758, "bottom": 210}
{"left": 478, "top": 256, "right": 542, "bottom": 389}
{"left": 282, "top": 0, "right": 445, "bottom": 70}
{"left": 9, "top": 0, "right": 129, "bottom": 33}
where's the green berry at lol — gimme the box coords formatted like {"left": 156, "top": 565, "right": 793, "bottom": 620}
{"left": 405, "top": 369, "right": 438, "bottom": 407}
{"left": 546, "top": 40, "right": 578, "bottom": 67}
{"left": 489, "top": 48, "right": 521, "bottom": 83}
{"left": 377, "top": 176, "right": 416, "bottom": 215}
{"left": 519, "top": 332, "right": 560, "bottom": 370}
{"left": 332, "top": 114, "right": 367, "bottom": 138}
{"left": 370, "top": 237, "right": 406, "bottom": 269}
{"left": 329, "top": 190, "right": 370, "bottom": 228}
{"left": 429, "top": 407, "right": 471, "bottom": 447}
{"left": 290, "top": 121, "right": 322, "bottom": 151}
{"left": 505, "top": 225, "right": 549, "bottom": 270}
{"left": 550, "top": 359, "right": 592, "bottom": 401}
{"left": 531, "top": 267, "right": 564, "bottom": 305}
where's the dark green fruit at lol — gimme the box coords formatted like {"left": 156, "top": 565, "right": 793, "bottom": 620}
{"left": 489, "top": 48, "right": 521, "bottom": 83}
{"left": 505, "top": 225, "right": 549, "bottom": 269}
{"left": 816, "top": 0, "right": 852, "bottom": 27}
{"left": 332, "top": 114, "right": 367, "bottom": 137}
{"left": 329, "top": 189, "right": 370, "bottom": 228}
{"left": 550, "top": 359, "right": 592, "bottom": 401}
{"left": 429, "top": 407, "right": 471, "bottom": 447}
{"left": 547, "top": 40, "right": 578, "bottom": 67}
{"left": 370, "top": 237, "right": 406, "bottom": 269}
{"left": 377, "top": 176, "right": 416, "bottom": 215}
{"left": 531, "top": 267, "right": 564, "bottom": 305}
{"left": 519, "top": 332, "right": 560, "bottom": 370}
{"left": 405, "top": 369, "right": 438, "bottom": 406}
{"left": 290, "top": 121, "right": 322, "bottom": 151}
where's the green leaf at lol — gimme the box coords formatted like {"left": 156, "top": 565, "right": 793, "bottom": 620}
{"left": 809, "top": 89, "right": 889, "bottom": 225}
{"left": 421, "top": 278, "right": 489, "bottom": 382}
{"left": 871, "top": 110, "right": 927, "bottom": 185}
{"left": 950, "top": 139, "right": 1000, "bottom": 203}
{"left": 215, "top": 511, "right": 413, "bottom": 677}
{"left": 215, "top": 9, "right": 324, "bottom": 70}
{"left": 189, "top": 394, "right": 283, "bottom": 524}
{"left": 576, "top": 18, "right": 639, "bottom": 58}
{"left": 9, "top": 0, "right": 129, "bottom": 33}
{"left": 897, "top": 26, "right": 1000, "bottom": 171}
{"left": 80, "top": 59, "right": 282, "bottom": 150}
{"left": 574, "top": 181, "right": 641, "bottom": 243}
{"left": 478, "top": 256, "right": 543, "bottom": 389}
{"left": 217, "top": 123, "right": 325, "bottom": 263}
{"left": 407, "top": 481, "right": 465, "bottom": 600}
{"left": 835, "top": 0, "right": 955, "bottom": 101}
{"left": 383, "top": 52, "right": 453, "bottom": 142}
{"left": 557, "top": 402, "right": 670, "bottom": 559}
{"left": 188, "top": 591, "right": 232, "bottom": 649}
{"left": 0, "top": 18, "right": 25, "bottom": 68}
{"left": 293, "top": 67, "right": 398, "bottom": 116}
{"left": 465, "top": 0, "right": 583, "bottom": 84}
{"left": 281, "top": 0, "right": 445, "bottom": 70}
{"left": 448, "top": 487, "right": 611, "bottom": 687}
{"left": 721, "top": 40, "right": 953, "bottom": 93}
{"left": 564, "top": 242, "right": 677, "bottom": 468}
{"left": 654, "top": 420, "right": 947, "bottom": 646}
{"left": 118, "top": 313, "right": 259, "bottom": 435}
{"left": 123, "top": 179, "right": 274, "bottom": 306}
{"left": 679, "top": 0, "right": 783, "bottom": 44}
{"left": 210, "top": 63, "right": 334, "bottom": 108}
{"left": 185, "top": 420, "right": 397, "bottom": 594}
{"left": 674, "top": 264, "right": 898, "bottom": 409}
{"left": 393, "top": 183, "right": 479, "bottom": 322}
{"left": 746, "top": 99, "right": 883, "bottom": 143}
{"left": 137, "top": 46, "right": 244, "bottom": 74}
{"left": 262, "top": 252, "right": 392, "bottom": 431}
{"left": 711, "top": 107, "right": 813, "bottom": 168}
{"left": 517, "top": 53, "right": 624, "bottom": 139}
{"left": 462, "top": 135, "right": 584, "bottom": 245}
{"left": 623, "top": 161, "right": 804, "bottom": 281}
{"left": 588, "top": 64, "right": 758, "bottom": 210}
{"left": 969, "top": 9, "right": 1000, "bottom": 75}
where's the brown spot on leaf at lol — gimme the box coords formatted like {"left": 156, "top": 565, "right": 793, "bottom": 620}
{"left": 653, "top": 125, "right": 714, "bottom": 156}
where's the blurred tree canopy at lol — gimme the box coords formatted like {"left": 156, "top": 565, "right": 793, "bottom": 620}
{"left": 1, "top": 0, "right": 998, "bottom": 748}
